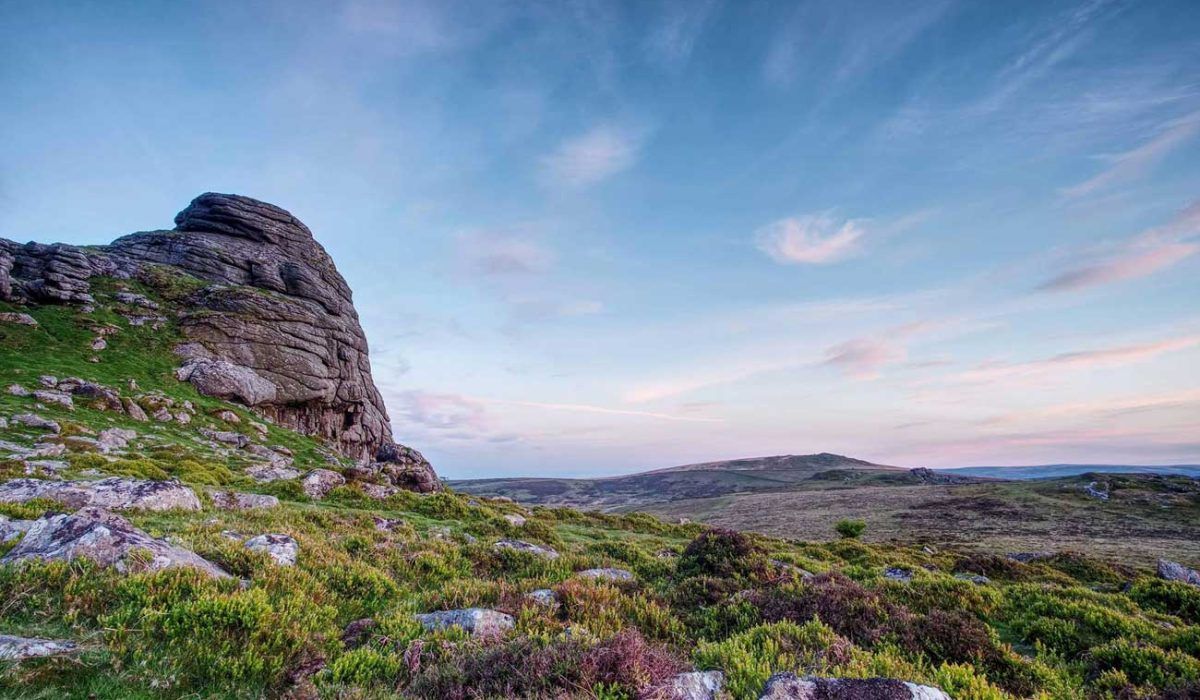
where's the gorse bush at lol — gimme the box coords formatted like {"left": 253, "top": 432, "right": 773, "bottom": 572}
{"left": 835, "top": 519, "right": 866, "bottom": 539}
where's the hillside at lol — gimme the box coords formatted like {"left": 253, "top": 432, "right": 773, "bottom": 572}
{"left": 1, "top": 195, "right": 1199, "bottom": 699}
{"left": 450, "top": 453, "right": 987, "bottom": 510}
{"left": 945, "top": 464, "right": 1200, "bottom": 480}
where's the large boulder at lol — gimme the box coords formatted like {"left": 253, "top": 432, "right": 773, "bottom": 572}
{"left": 244, "top": 533, "right": 299, "bottom": 566}
{"left": 0, "top": 478, "right": 201, "bottom": 511}
{"left": 0, "top": 193, "right": 433, "bottom": 470}
{"left": 758, "top": 673, "right": 950, "bottom": 699}
{"left": 1, "top": 507, "right": 229, "bottom": 578}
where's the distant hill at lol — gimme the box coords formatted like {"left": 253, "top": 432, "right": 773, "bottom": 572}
{"left": 450, "top": 453, "right": 986, "bottom": 510}
{"left": 941, "top": 464, "right": 1200, "bottom": 480}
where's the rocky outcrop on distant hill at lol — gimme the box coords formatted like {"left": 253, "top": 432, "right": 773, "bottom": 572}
{"left": 0, "top": 193, "right": 436, "bottom": 487}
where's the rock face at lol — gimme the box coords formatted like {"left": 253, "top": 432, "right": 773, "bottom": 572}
{"left": 0, "top": 193, "right": 436, "bottom": 482}
{"left": 0, "top": 478, "right": 201, "bottom": 511}
{"left": 414, "top": 608, "right": 515, "bottom": 637}
{"left": 1, "top": 507, "right": 229, "bottom": 578}
{"left": 758, "top": 673, "right": 950, "bottom": 700}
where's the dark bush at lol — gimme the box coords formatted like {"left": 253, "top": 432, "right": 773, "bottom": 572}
{"left": 677, "top": 528, "right": 769, "bottom": 582}
{"left": 834, "top": 519, "right": 867, "bottom": 539}
{"left": 1130, "top": 578, "right": 1200, "bottom": 624}
{"left": 754, "top": 573, "right": 909, "bottom": 646}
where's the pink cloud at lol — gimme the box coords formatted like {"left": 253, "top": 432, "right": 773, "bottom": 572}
{"left": 957, "top": 334, "right": 1200, "bottom": 384}
{"left": 541, "top": 125, "right": 639, "bottom": 187}
{"left": 756, "top": 214, "right": 867, "bottom": 265}
{"left": 823, "top": 337, "right": 905, "bottom": 379}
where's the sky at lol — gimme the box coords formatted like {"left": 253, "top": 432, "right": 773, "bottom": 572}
{"left": 2, "top": 0, "right": 1199, "bottom": 478}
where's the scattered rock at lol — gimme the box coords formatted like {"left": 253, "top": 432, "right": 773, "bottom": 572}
{"left": 211, "top": 491, "right": 280, "bottom": 510}
{"left": 10, "top": 413, "right": 60, "bottom": 433}
{"left": 245, "top": 533, "right": 299, "bottom": 566}
{"left": 493, "top": 539, "right": 559, "bottom": 559}
{"left": 245, "top": 464, "right": 302, "bottom": 482}
{"left": 1007, "top": 552, "right": 1053, "bottom": 563}
{"left": 666, "top": 671, "right": 724, "bottom": 700}
{"left": 32, "top": 390, "right": 74, "bottom": 409}
{"left": 1, "top": 507, "right": 229, "bottom": 578}
{"left": 1084, "top": 481, "right": 1110, "bottom": 501}
{"left": 214, "top": 409, "right": 240, "bottom": 423}
{"left": 954, "top": 573, "right": 991, "bottom": 585}
{"left": 200, "top": 428, "right": 248, "bottom": 447}
{"left": 173, "top": 411, "right": 191, "bottom": 424}
{"left": 0, "top": 634, "right": 77, "bottom": 661}
{"left": 0, "top": 477, "right": 201, "bottom": 511}
{"left": 525, "top": 589, "right": 558, "bottom": 606}
{"left": 114, "top": 291, "right": 159, "bottom": 309}
{"left": 577, "top": 568, "right": 634, "bottom": 582}
{"left": 1158, "top": 559, "right": 1200, "bottom": 587}
{"left": 503, "top": 513, "right": 527, "bottom": 527}
{"left": 414, "top": 608, "right": 514, "bottom": 637}
{"left": 0, "top": 312, "right": 38, "bottom": 326}
{"left": 97, "top": 427, "right": 137, "bottom": 453}
{"left": 372, "top": 516, "right": 404, "bottom": 531}
{"left": 757, "top": 673, "right": 950, "bottom": 700}
{"left": 90, "top": 337, "right": 107, "bottom": 351}
{"left": 7, "top": 384, "right": 30, "bottom": 396}
{"left": 655, "top": 549, "right": 678, "bottom": 559}
{"left": 883, "top": 567, "right": 914, "bottom": 583}
{"left": 38, "top": 376, "right": 57, "bottom": 388}
{"left": 360, "top": 482, "right": 399, "bottom": 500}
{"left": 122, "top": 398, "right": 149, "bottom": 422}
{"left": 151, "top": 407, "right": 173, "bottom": 422}
{"left": 301, "top": 469, "right": 345, "bottom": 498}
{"left": 492, "top": 496, "right": 514, "bottom": 504}
{"left": 922, "top": 545, "right": 938, "bottom": 556}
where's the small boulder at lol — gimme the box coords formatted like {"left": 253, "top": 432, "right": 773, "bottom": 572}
{"left": 0, "top": 635, "right": 77, "bottom": 661}
{"left": 245, "top": 464, "right": 302, "bottom": 482}
{"left": 11, "top": 413, "right": 60, "bottom": 433}
{"left": 0, "top": 312, "right": 38, "bottom": 326}
{"left": 214, "top": 409, "right": 240, "bottom": 424}
{"left": 97, "top": 428, "right": 137, "bottom": 453}
{"left": 1007, "top": 551, "right": 1052, "bottom": 563}
{"left": 577, "top": 568, "right": 634, "bottom": 582}
{"left": 525, "top": 588, "right": 558, "bottom": 606}
{"left": 503, "top": 513, "right": 527, "bottom": 527}
{"left": 757, "top": 673, "right": 950, "bottom": 700}
{"left": 38, "top": 376, "right": 57, "bottom": 388}
{"left": 414, "top": 608, "right": 514, "bottom": 637}
{"left": 666, "top": 671, "right": 724, "bottom": 700}
{"left": 883, "top": 567, "right": 914, "bottom": 583}
{"left": 1158, "top": 559, "right": 1200, "bottom": 587}
{"left": 201, "top": 428, "right": 248, "bottom": 447}
{"left": 372, "top": 516, "right": 404, "bottom": 531}
{"left": 360, "top": 482, "right": 399, "bottom": 500}
{"left": 493, "top": 539, "right": 559, "bottom": 559}
{"left": 114, "top": 291, "right": 159, "bottom": 309}
{"left": 302, "top": 469, "right": 345, "bottom": 498}
{"left": 33, "top": 390, "right": 73, "bottom": 409}
{"left": 0, "top": 515, "right": 34, "bottom": 543}
{"left": 245, "top": 533, "right": 299, "bottom": 566}
{"left": 1, "top": 507, "right": 229, "bottom": 578}
{"left": 954, "top": 573, "right": 990, "bottom": 585}
{"left": 122, "top": 399, "right": 149, "bottom": 422}
{"left": 91, "top": 337, "right": 107, "bottom": 351}
{"left": 151, "top": 407, "right": 173, "bottom": 422}
{"left": 7, "top": 384, "right": 30, "bottom": 397}
{"left": 211, "top": 491, "right": 280, "bottom": 510}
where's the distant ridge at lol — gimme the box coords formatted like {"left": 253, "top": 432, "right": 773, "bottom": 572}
{"left": 646, "top": 452, "right": 903, "bottom": 474}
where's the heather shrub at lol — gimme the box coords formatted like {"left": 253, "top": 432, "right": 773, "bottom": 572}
{"left": 1088, "top": 639, "right": 1200, "bottom": 688}
{"left": 677, "top": 528, "right": 769, "bottom": 582}
{"left": 1129, "top": 577, "right": 1200, "bottom": 623}
{"left": 693, "top": 620, "right": 855, "bottom": 699}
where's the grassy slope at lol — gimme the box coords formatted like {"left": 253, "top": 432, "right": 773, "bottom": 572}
{"left": 1, "top": 276, "right": 1199, "bottom": 699}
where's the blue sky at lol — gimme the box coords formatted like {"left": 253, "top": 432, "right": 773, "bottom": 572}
{"left": 2, "top": 0, "right": 1199, "bottom": 478}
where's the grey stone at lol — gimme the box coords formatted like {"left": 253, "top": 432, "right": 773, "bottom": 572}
{"left": 245, "top": 533, "right": 299, "bottom": 566}
{"left": 200, "top": 428, "right": 249, "bottom": 447}
{"left": 302, "top": 469, "right": 345, "bottom": 498}
{"left": 245, "top": 464, "right": 302, "bottom": 482}
{"left": 757, "top": 673, "right": 951, "bottom": 700}
{"left": 11, "top": 413, "right": 60, "bottom": 433}
{"left": 1158, "top": 559, "right": 1200, "bottom": 587}
{"left": 577, "top": 567, "right": 634, "bottom": 582}
{"left": 493, "top": 539, "right": 559, "bottom": 559}
{"left": 0, "top": 477, "right": 201, "bottom": 511}
{"left": 1, "top": 507, "right": 229, "bottom": 578}
{"left": 122, "top": 399, "right": 149, "bottom": 422}
{"left": 0, "top": 515, "right": 34, "bottom": 543}
{"left": 7, "top": 384, "right": 30, "bottom": 396}
{"left": 0, "top": 634, "right": 77, "bottom": 661}
{"left": 372, "top": 516, "right": 404, "bottom": 531}
{"left": 666, "top": 671, "right": 724, "bottom": 700}
{"left": 38, "top": 376, "right": 57, "bottom": 388}
{"left": 503, "top": 513, "right": 527, "bottom": 527}
{"left": 0, "top": 312, "right": 37, "bottom": 326}
{"left": 1007, "top": 551, "right": 1053, "bottom": 563}
{"left": 955, "top": 573, "right": 991, "bottom": 585}
{"left": 414, "top": 608, "right": 514, "bottom": 637}
{"left": 883, "top": 567, "right": 914, "bottom": 582}
{"left": 177, "top": 358, "right": 277, "bottom": 407}
{"left": 360, "top": 482, "right": 399, "bottom": 499}
{"left": 33, "top": 390, "right": 73, "bottom": 409}
{"left": 97, "top": 427, "right": 137, "bottom": 453}
{"left": 525, "top": 588, "right": 558, "bottom": 606}
{"left": 211, "top": 491, "right": 280, "bottom": 510}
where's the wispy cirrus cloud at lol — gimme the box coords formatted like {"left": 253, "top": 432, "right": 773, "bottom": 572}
{"left": 755, "top": 214, "right": 867, "bottom": 265}
{"left": 473, "top": 396, "right": 722, "bottom": 423}
{"left": 955, "top": 334, "right": 1200, "bottom": 385}
{"left": 1062, "top": 110, "right": 1200, "bottom": 198}
{"left": 541, "top": 125, "right": 640, "bottom": 187}
{"left": 644, "top": 0, "right": 720, "bottom": 70}
{"left": 1038, "top": 200, "right": 1200, "bottom": 292}
{"left": 456, "top": 231, "right": 554, "bottom": 277}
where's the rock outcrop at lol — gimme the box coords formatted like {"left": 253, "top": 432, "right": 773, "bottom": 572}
{"left": 1159, "top": 559, "right": 1200, "bottom": 587}
{"left": 1, "top": 507, "right": 229, "bottom": 578}
{"left": 0, "top": 193, "right": 437, "bottom": 487}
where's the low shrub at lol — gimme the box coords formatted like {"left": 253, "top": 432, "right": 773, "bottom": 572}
{"left": 835, "top": 519, "right": 867, "bottom": 539}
